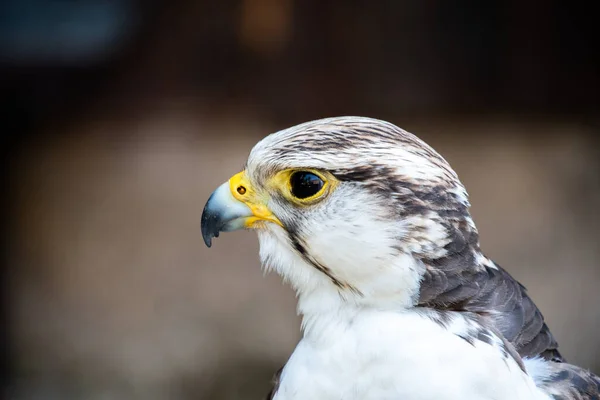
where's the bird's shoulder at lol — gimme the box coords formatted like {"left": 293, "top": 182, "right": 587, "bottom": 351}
{"left": 419, "top": 256, "right": 562, "bottom": 361}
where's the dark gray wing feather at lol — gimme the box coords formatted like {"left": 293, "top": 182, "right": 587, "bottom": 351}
{"left": 537, "top": 362, "right": 600, "bottom": 400}
{"left": 420, "top": 259, "right": 562, "bottom": 361}
{"left": 418, "top": 254, "right": 600, "bottom": 400}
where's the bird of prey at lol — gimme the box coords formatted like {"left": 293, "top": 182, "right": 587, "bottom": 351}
{"left": 201, "top": 117, "right": 600, "bottom": 399}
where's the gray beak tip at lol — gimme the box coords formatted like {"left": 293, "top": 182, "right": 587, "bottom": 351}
{"left": 201, "top": 206, "right": 218, "bottom": 248}
{"left": 200, "top": 181, "right": 253, "bottom": 249}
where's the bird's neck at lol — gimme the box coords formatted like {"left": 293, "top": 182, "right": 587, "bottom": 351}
{"left": 296, "top": 280, "right": 421, "bottom": 340}
{"left": 297, "top": 288, "right": 366, "bottom": 340}
{"left": 289, "top": 250, "right": 426, "bottom": 339}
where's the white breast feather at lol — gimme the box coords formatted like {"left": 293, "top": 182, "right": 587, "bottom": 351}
{"left": 274, "top": 310, "right": 551, "bottom": 400}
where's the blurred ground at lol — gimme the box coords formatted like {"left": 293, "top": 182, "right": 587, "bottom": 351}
{"left": 2, "top": 1, "right": 599, "bottom": 399}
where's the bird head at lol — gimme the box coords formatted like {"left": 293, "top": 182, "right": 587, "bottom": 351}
{"left": 201, "top": 117, "right": 479, "bottom": 312}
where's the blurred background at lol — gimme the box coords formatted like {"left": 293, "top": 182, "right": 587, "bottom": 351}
{"left": 2, "top": 1, "right": 599, "bottom": 399}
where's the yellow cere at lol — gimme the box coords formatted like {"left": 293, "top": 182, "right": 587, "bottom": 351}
{"left": 228, "top": 171, "right": 283, "bottom": 228}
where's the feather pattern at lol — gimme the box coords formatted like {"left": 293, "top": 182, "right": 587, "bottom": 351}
{"left": 220, "top": 116, "right": 598, "bottom": 399}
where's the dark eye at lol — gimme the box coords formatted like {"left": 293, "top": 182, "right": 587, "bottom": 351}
{"left": 290, "top": 171, "right": 324, "bottom": 199}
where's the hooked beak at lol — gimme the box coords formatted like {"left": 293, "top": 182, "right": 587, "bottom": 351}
{"left": 201, "top": 171, "right": 282, "bottom": 247}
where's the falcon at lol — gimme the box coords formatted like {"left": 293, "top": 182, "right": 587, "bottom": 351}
{"left": 201, "top": 117, "right": 600, "bottom": 399}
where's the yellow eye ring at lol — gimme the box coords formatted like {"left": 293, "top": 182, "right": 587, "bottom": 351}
{"left": 270, "top": 169, "right": 337, "bottom": 205}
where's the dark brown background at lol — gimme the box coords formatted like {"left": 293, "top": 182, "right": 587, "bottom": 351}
{"left": 2, "top": 1, "right": 599, "bottom": 399}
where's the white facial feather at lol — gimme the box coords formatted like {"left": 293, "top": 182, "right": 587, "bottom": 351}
{"left": 245, "top": 116, "right": 475, "bottom": 315}
{"left": 259, "top": 182, "right": 428, "bottom": 314}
